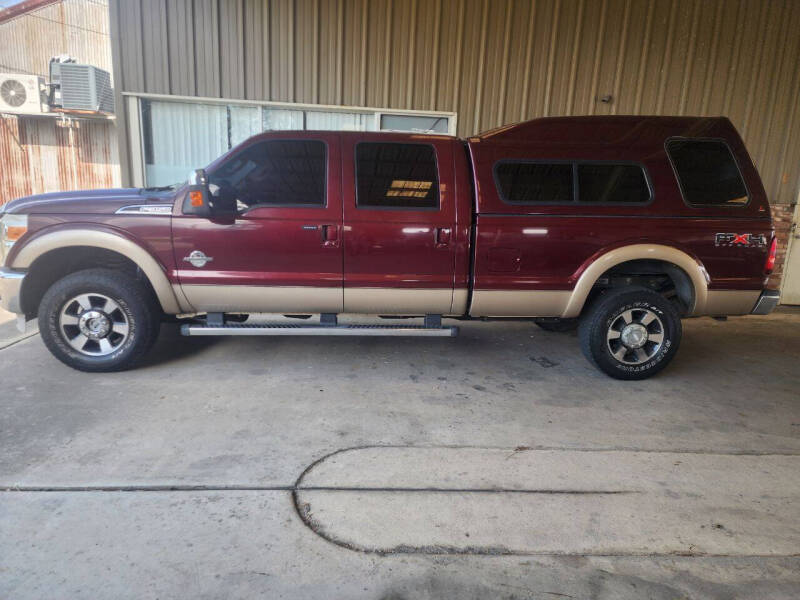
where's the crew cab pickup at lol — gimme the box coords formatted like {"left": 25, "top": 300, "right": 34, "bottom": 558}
{"left": 0, "top": 116, "right": 779, "bottom": 379}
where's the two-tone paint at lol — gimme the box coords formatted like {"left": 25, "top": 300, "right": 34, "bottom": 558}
{"left": 0, "top": 116, "right": 775, "bottom": 321}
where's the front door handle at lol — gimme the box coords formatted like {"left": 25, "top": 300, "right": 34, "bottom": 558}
{"left": 435, "top": 227, "right": 451, "bottom": 248}
{"left": 321, "top": 224, "right": 340, "bottom": 248}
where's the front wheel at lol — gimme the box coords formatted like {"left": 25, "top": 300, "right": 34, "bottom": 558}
{"left": 38, "top": 268, "right": 160, "bottom": 372}
{"left": 578, "top": 286, "right": 681, "bottom": 380}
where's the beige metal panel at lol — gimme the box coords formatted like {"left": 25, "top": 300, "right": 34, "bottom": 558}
{"left": 118, "top": 0, "right": 145, "bottom": 92}
{"left": 110, "top": 0, "right": 800, "bottom": 206}
{"left": 316, "top": 0, "right": 341, "bottom": 106}
{"left": 294, "top": 0, "right": 318, "bottom": 105}
{"left": 270, "top": 0, "right": 295, "bottom": 103}
{"left": 364, "top": 0, "right": 389, "bottom": 108}
{"left": 141, "top": 0, "right": 169, "bottom": 94}
{"left": 242, "top": 0, "right": 267, "bottom": 101}
{"left": 219, "top": 0, "right": 245, "bottom": 100}
{"left": 192, "top": 0, "right": 220, "bottom": 98}
{"left": 166, "top": 0, "right": 196, "bottom": 96}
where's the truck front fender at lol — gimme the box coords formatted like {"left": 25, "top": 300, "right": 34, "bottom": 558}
{"left": 11, "top": 227, "right": 185, "bottom": 314}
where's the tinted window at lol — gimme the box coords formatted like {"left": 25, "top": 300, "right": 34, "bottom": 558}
{"left": 209, "top": 139, "right": 326, "bottom": 210}
{"left": 356, "top": 143, "right": 439, "bottom": 209}
{"left": 578, "top": 164, "right": 650, "bottom": 203}
{"left": 666, "top": 139, "right": 748, "bottom": 207}
{"left": 495, "top": 162, "right": 573, "bottom": 204}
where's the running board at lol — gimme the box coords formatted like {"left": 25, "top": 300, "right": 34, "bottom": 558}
{"left": 181, "top": 323, "right": 458, "bottom": 337}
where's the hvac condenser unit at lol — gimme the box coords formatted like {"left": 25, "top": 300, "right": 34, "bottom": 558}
{"left": 0, "top": 74, "right": 49, "bottom": 115}
{"left": 59, "top": 63, "right": 114, "bottom": 113}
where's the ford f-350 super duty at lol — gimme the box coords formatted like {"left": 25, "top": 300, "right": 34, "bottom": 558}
{"left": 0, "top": 116, "right": 779, "bottom": 379}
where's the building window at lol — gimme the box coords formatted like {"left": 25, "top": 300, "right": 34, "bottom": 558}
{"left": 379, "top": 114, "right": 449, "bottom": 133}
{"left": 355, "top": 142, "right": 439, "bottom": 210}
{"left": 208, "top": 140, "right": 326, "bottom": 210}
{"left": 495, "top": 162, "right": 574, "bottom": 204}
{"left": 666, "top": 139, "right": 748, "bottom": 207}
{"left": 138, "top": 97, "right": 454, "bottom": 187}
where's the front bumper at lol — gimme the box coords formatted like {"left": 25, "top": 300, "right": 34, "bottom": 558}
{"left": 0, "top": 267, "right": 26, "bottom": 314}
{"left": 751, "top": 289, "right": 780, "bottom": 315}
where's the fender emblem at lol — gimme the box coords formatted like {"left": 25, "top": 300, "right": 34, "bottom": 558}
{"left": 183, "top": 250, "right": 214, "bottom": 268}
{"left": 715, "top": 233, "right": 767, "bottom": 247}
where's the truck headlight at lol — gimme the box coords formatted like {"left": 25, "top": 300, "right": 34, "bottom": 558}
{"left": 0, "top": 213, "right": 28, "bottom": 265}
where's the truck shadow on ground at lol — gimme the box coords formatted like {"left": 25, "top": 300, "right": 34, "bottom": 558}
{"left": 141, "top": 323, "right": 222, "bottom": 367}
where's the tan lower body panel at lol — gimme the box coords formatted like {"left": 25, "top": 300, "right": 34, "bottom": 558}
{"left": 703, "top": 290, "right": 760, "bottom": 315}
{"left": 469, "top": 290, "right": 571, "bottom": 317}
{"left": 179, "top": 285, "right": 468, "bottom": 316}
{"left": 181, "top": 285, "right": 343, "bottom": 313}
{"left": 344, "top": 288, "right": 459, "bottom": 315}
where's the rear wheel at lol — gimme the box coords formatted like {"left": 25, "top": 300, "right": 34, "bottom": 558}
{"left": 38, "top": 269, "right": 160, "bottom": 372}
{"left": 578, "top": 286, "right": 681, "bottom": 380}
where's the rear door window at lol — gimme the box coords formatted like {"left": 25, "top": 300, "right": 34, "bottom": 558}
{"left": 355, "top": 142, "right": 439, "bottom": 209}
{"left": 666, "top": 139, "right": 749, "bottom": 207}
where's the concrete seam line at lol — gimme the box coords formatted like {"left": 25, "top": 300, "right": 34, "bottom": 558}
{"left": 0, "top": 331, "right": 40, "bottom": 351}
{"left": 1, "top": 485, "right": 637, "bottom": 495}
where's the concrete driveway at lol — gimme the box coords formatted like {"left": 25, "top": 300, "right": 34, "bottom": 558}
{"left": 1, "top": 310, "right": 799, "bottom": 599}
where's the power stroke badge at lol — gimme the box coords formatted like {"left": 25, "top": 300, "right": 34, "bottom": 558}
{"left": 715, "top": 233, "right": 767, "bottom": 247}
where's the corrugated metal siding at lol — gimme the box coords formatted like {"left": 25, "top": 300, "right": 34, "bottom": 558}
{"left": 0, "top": 0, "right": 120, "bottom": 205}
{"left": 0, "top": 0, "right": 112, "bottom": 77}
{"left": 0, "top": 115, "right": 119, "bottom": 203}
{"left": 110, "top": 0, "right": 800, "bottom": 205}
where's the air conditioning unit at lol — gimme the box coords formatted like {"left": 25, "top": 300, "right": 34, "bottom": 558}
{"left": 59, "top": 63, "right": 114, "bottom": 113}
{"left": 0, "top": 74, "right": 49, "bottom": 115}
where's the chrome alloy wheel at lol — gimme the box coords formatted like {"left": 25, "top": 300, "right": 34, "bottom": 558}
{"left": 605, "top": 308, "right": 665, "bottom": 365}
{"left": 58, "top": 293, "right": 130, "bottom": 356}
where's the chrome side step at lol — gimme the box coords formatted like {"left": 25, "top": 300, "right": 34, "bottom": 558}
{"left": 181, "top": 323, "right": 458, "bottom": 337}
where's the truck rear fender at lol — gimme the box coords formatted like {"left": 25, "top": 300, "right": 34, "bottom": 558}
{"left": 563, "top": 244, "right": 710, "bottom": 318}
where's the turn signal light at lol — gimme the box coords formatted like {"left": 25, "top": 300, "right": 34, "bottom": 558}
{"left": 4, "top": 225, "right": 27, "bottom": 241}
{"left": 189, "top": 190, "right": 204, "bottom": 207}
{"left": 765, "top": 236, "right": 777, "bottom": 273}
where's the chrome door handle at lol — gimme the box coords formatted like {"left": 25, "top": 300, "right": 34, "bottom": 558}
{"left": 434, "top": 227, "right": 451, "bottom": 248}
{"left": 321, "top": 224, "right": 339, "bottom": 247}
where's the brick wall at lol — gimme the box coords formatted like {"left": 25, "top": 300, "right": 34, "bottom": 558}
{"left": 769, "top": 204, "right": 795, "bottom": 290}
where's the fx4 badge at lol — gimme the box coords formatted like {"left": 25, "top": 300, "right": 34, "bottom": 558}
{"left": 715, "top": 233, "right": 767, "bottom": 248}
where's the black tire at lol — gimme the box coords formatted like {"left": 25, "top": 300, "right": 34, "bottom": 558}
{"left": 38, "top": 268, "right": 161, "bottom": 372}
{"left": 578, "top": 286, "right": 681, "bottom": 380}
{"left": 534, "top": 318, "right": 578, "bottom": 333}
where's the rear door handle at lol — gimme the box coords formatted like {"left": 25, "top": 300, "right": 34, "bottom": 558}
{"left": 435, "top": 227, "right": 451, "bottom": 248}
{"left": 321, "top": 224, "right": 340, "bottom": 247}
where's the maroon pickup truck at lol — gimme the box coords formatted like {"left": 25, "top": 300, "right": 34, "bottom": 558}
{"left": 0, "top": 116, "right": 779, "bottom": 379}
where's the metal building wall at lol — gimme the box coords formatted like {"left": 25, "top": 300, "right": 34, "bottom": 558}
{"left": 0, "top": 116, "right": 119, "bottom": 200}
{"left": 0, "top": 0, "right": 113, "bottom": 78}
{"left": 0, "top": 0, "right": 120, "bottom": 204}
{"left": 110, "top": 0, "right": 800, "bottom": 206}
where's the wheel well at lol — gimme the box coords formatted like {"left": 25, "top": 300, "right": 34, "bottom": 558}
{"left": 20, "top": 246, "right": 158, "bottom": 317}
{"left": 587, "top": 259, "right": 694, "bottom": 317}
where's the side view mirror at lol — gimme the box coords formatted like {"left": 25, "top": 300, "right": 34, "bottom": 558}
{"left": 191, "top": 168, "right": 208, "bottom": 186}
{"left": 182, "top": 180, "right": 211, "bottom": 216}
{"left": 183, "top": 168, "right": 238, "bottom": 218}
